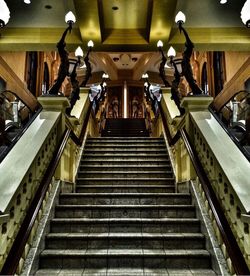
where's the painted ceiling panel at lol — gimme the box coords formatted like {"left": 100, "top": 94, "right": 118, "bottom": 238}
{"left": 102, "top": 0, "right": 148, "bottom": 29}
{"left": 0, "top": 0, "right": 249, "bottom": 51}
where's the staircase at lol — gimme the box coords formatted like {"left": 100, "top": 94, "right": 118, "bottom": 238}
{"left": 102, "top": 118, "right": 149, "bottom": 137}
{"left": 35, "top": 123, "right": 217, "bottom": 275}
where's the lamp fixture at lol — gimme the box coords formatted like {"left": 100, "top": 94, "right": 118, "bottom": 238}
{"left": 75, "top": 46, "right": 84, "bottom": 59}
{"left": 157, "top": 41, "right": 171, "bottom": 88}
{"left": 173, "top": 11, "right": 203, "bottom": 95}
{"left": 175, "top": 11, "right": 186, "bottom": 28}
{"left": 102, "top": 73, "right": 109, "bottom": 79}
{"left": 241, "top": 0, "right": 250, "bottom": 27}
{"left": 0, "top": 0, "right": 10, "bottom": 28}
{"left": 48, "top": 11, "right": 77, "bottom": 95}
{"left": 65, "top": 11, "right": 76, "bottom": 31}
{"left": 87, "top": 40, "right": 94, "bottom": 48}
{"left": 167, "top": 46, "right": 176, "bottom": 58}
{"left": 80, "top": 40, "right": 94, "bottom": 87}
{"left": 157, "top": 40, "right": 163, "bottom": 48}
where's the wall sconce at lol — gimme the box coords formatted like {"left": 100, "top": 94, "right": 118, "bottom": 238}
{"left": 241, "top": 0, "right": 250, "bottom": 27}
{"left": 0, "top": 0, "right": 10, "bottom": 28}
{"left": 47, "top": 11, "right": 76, "bottom": 95}
{"left": 65, "top": 11, "right": 76, "bottom": 32}
{"left": 68, "top": 46, "right": 84, "bottom": 75}
{"left": 167, "top": 46, "right": 182, "bottom": 75}
{"left": 157, "top": 40, "right": 171, "bottom": 88}
{"left": 167, "top": 46, "right": 185, "bottom": 116}
{"left": 174, "top": 11, "right": 203, "bottom": 95}
{"left": 80, "top": 40, "right": 94, "bottom": 87}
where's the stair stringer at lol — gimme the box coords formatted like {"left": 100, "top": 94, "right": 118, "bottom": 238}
{"left": 189, "top": 179, "right": 230, "bottom": 276}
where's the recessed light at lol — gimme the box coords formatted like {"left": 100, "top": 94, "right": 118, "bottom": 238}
{"left": 24, "top": 0, "right": 31, "bottom": 4}
{"left": 45, "top": 5, "right": 52, "bottom": 9}
{"left": 112, "top": 6, "right": 119, "bottom": 10}
{"left": 220, "top": 0, "right": 227, "bottom": 4}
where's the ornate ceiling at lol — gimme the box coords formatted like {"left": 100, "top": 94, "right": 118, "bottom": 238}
{"left": 0, "top": 0, "right": 249, "bottom": 81}
{"left": 1, "top": 0, "right": 249, "bottom": 52}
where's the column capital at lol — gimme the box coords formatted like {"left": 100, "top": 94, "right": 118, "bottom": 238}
{"left": 38, "top": 96, "right": 70, "bottom": 112}
{"left": 181, "top": 96, "right": 213, "bottom": 112}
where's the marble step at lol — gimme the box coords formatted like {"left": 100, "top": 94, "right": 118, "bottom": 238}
{"left": 77, "top": 171, "right": 173, "bottom": 179}
{"left": 45, "top": 232, "right": 205, "bottom": 250}
{"left": 78, "top": 164, "right": 173, "bottom": 172}
{"left": 81, "top": 152, "right": 169, "bottom": 157}
{"left": 54, "top": 205, "right": 196, "bottom": 219}
{"left": 87, "top": 137, "right": 164, "bottom": 142}
{"left": 50, "top": 218, "right": 201, "bottom": 234}
{"left": 80, "top": 160, "right": 171, "bottom": 166}
{"left": 74, "top": 185, "right": 175, "bottom": 193}
{"left": 35, "top": 268, "right": 217, "bottom": 276}
{"left": 40, "top": 249, "right": 211, "bottom": 269}
{"left": 85, "top": 142, "right": 165, "bottom": 147}
{"left": 59, "top": 193, "right": 191, "bottom": 205}
{"left": 84, "top": 146, "right": 167, "bottom": 151}
{"left": 76, "top": 178, "right": 175, "bottom": 186}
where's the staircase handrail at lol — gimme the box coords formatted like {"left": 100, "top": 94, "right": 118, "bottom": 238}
{"left": 0, "top": 97, "right": 94, "bottom": 274}
{"left": 0, "top": 106, "right": 42, "bottom": 163}
{"left": 209, "top": 107, "right": 250, "bottom": 162}
{"left": 158, "top": 101, "right": 250, "bottom": 275}
{"left": 0, "top": 128, "right": 70, "bottom": 275}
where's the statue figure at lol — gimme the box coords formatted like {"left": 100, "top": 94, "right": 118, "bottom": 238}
{"left": 47, "top": 26, "right": 70, "bottom": 95}
{"left": 132, "top": 96, "right": 139, "bottom": 118}
{"left": 179, "top": 25, "right": 203, "bottom": 95}
{"left": 111, "top": 96, "right": 119, "bottom": 118}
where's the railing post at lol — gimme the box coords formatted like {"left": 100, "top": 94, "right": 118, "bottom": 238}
{"left": 178, "top": 96, "right": 213, "bottom": 183}
{"left": 38, "top": 96, "right": 70, "bottom": 181}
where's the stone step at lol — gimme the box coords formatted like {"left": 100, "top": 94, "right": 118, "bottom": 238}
{"left": 85, "top": 142, "right": 165, "bottom": 147}
{"left": 81, "top": 156, "right": 170, "bottom": 162}
{"left": 87, "top": 137, "right": 164, "bottom": 142}
{"left": 74, "top": 185, "right": 176, "bottom": 193}
{"left": 84, "top": 146, "right": 167, "bottom": 151}
{"left": 77, "top": 171, "right": 173, "bottom": 179}
{"left": 78, "top": 164, "right": 172, "bottom": 172}
{"left": 50, "top": 218, "right": 201, "bottom": 234}
{"left": 40, "top": 249, "right": 210, "bottom": 269}
{"left": 80, "top": 160, "right": 171, "bottom": 166}
{"left": 76, "top": 178, "right": 175, "bottom": 186}
{"left": 45, "top": 233, "right": 205, "bottom": 250}
{"left": 59, "top": 193, "right": 191, "bottom": 205}
{"left": 54, "top": 205, "right": 196, "bottom": 219}
{"left": 35, "top": 268, "right": 217, "bottom": 276}
{"left": 82, "top": 152, "right": 169, "bottom": 157}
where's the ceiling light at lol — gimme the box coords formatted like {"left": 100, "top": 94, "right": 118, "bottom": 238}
{"left": 24, "top": 0, "right": 31, "bottom": 4}
{"left": 241, "top": 0, "right": 250, "bottom": 27}
{"left": 0, "top": 0, "right": 10, "bottom": 28}
{"left": 220, "top": 0, "right": 227, "bottom": 4}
